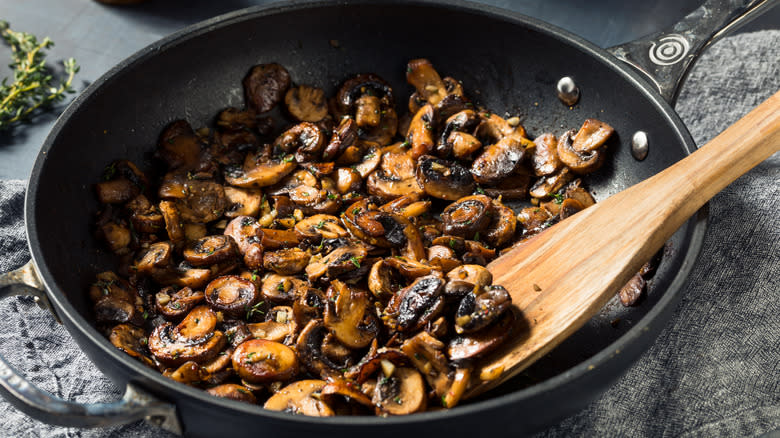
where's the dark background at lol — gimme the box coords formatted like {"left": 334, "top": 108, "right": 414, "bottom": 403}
{"left": 0, "top": 0, "right": 778, "bottom": 179}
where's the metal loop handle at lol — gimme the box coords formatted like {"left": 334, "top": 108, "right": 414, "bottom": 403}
{"left": 607, "top": 0, "right": 777, "bottom": 104}
{"left": 0, "top": 260, "right": 181, "bottom": 434}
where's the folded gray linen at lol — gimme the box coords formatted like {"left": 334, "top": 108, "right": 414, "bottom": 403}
{"left": 0, "top": 30, "right": 777, "bottom": 437}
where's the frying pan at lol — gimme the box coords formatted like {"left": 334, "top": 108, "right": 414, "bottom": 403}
{"left": 0, "top": 0, "right": 774, "bottom": 436}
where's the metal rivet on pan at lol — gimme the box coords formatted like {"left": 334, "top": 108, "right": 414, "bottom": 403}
{"left": 632, "top": 131, "right": 649, "bottom": 160}
{"left": 556, "top": 76, "right": 580, "bottom": 106}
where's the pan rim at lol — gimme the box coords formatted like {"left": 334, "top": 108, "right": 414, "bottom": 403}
{"left": 24, "top": 0, "right": 706, "bottom": 428}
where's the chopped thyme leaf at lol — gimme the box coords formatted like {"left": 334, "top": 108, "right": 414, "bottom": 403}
{"left": 350, "top": 256, "right": 361, "bottom": 268}
{"left": 315, "top": 220, "right": 326, "bottom": 229}
{"left": 552, "top": 192, "right": 564, "bottom": 204}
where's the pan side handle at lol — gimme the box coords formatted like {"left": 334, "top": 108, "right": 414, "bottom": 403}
{"left": 607, "top": 0, "right": 776, "bottom": 104}
{"left": 0, "top": 260, "right": 182, "bottom": 434}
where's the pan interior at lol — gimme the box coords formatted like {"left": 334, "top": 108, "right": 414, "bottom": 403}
{"left": 27, "top": 1, "right": 695, "bottom": 414}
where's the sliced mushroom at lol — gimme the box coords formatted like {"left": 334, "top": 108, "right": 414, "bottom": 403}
{"left": 157, "top": 121, "right": 202, "bottom": 170}
{"left": 216, "top": 107, "right": 259, "bottom": 131}
{"left": 223, "top": 320, "right": 253, "bottom": 349}
{"left": 183, "top": 235, "right": 238, "bottom": 267}
{"left": 224, "top": 216, "right": 264, "bottom": 270}
{"left": 98, "top": 221, "right": 131, "bottom": 254}
{"left": 264, "top": 380, "right": 334, "bottom": 416}
{"left": 434, "top": 94, "right": 470, "bottom": 127}
{"left": 224, "top": 148, "right": 297, "bottom": 188}
{"left": 400, "top": 331, "right": 452, "bottom": 397}
{"left": 296, "top": 319, "right": 347, "bottom": 379}
{"left": 322, "top": 117, "right": 358, "bottom": 161}
{"left": 174, "top": 180, "right": 227, "bottom": 223}
{"left": 387, "top": 275, "right": 445, "bottom": 333}
{"left": 619, "top": 272, "right": 646, "bottom": 306}
{"left": 164, "top": 360, "right": 207, "bottom": 385}
{"left": 274, "top": 122, "right": 325, "bottom": 163}
{"left": 148, "top": 305, "right": 226, "bottom": 366}
{"left": 320, "top": 380, "right": 375, "bottom": 411}
{"left": 333, "top": 168, "right": 362, "bottom": 194}
{"left": 446, "top": 264, "right": 492, "bottom": 289}
{"left": 563, "top": 180, "right": 596, "bottom": 209}
{"left": 232, "top": 338, "right": 298, "bottom": 383}
{"left": 372, "top": 367, "right": 426, "bottom": 415}
{"left": 155, "top": 286, "right": 205, "bottom": 320}
{"left": 405, "top": 59, "right": 449, "bottom": 107}
{"left": 96, "top": 160, "right": 147, "bottom": 204}
{"left": 243, "top": 63, "right": 291, "bottom": 113}
{"left": 427, "top": 245, "right": 461, "bottom": 273}
{"left": 336, "top": 74, "right": 397, "bottom": 146}
{"left": 293, "top": 288, "right": 326, "bottom": 328}
{"left": 90, "top": 272, "right": 143, "bottom": 325}
{"left": 204, "top": 275, "right": 261, "bottom": 319}
{"left": 224, "top": 186, "right": 263, "bottom": 218}
{"left": 261, "top": 274, "right": 305, "bottom": 304}
{"left": 438, "top": 110, "right": 482, "bottom": 159}
{"left": 341, "top": 199, "right": 406, "bottom": 248}
{"left": 531, "top": 133, "right": 561, "bottom": 176}
{"left": 474, "top": 113, "right": 525, "bottom": 144}
{"left": 529, "top": 166, "right": 574, "bottom": 199}
{"left": 471, "top": 134, "right": 534, "bottom": 185}
{"left": 448, "top": 310, "right": 515, "bottom": 360}
{"left": 416, "top": 155, "right": 475, "bottom": 200}
{"left": 556, "top": 129, "right": 604, "bottom": 174}
{"left": 367, "top": 259, "right": 400, "bottom": 301}
{"left": 247, "top": 306, "right": 297, "bottom": 344}
{"left": 159, "top": 200, "right": 185, "bottom": 244}
{"left": 263, "top": 248, "right": 310, "bottom": 275}
{"left": 285, "top": 85, "right": 328, "bottom": 122}
{"left": 353, "top": 144, "right": 382, "bottom": 178}
{"left": 307, "top": 243, "right": 369, "bottom": 283}
{"left": 558, "top": 198, "right": 585, "bottom": 220}
{"left": 378, "top": 192, "right": 430, "bottom": 219}
{"left": 454, "top": 285, "right": 511, "bottom": 333}
{"left": 440, "top": 195, "right": 493, "bottom": 238}
{"left": 384, "top": 256, "right": 435, "bottom": 279}
{"left": 407, "top": 104, "right": 436, "bottom": 159}
{"left": 483, "top": 201, "right": 516, "bottom": 247}
{"left": 109, "top": 324, "right": 154, "bottom": 367}
{"left": 258, "top": 228, "right": 300, "bottom": 250}
{"left": 355, "top": 94, "right": 382, "bottom": 128}
{"left": 206, "top": 383, "right": 257, "bottom": 404}
{"left": 324, "top": 280, "right": 379, "bottom": 349}
{"left": 572, "top": 118, "right": 615, "bottom": 153}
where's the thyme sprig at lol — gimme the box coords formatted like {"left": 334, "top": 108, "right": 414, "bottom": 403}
{"left": 0, "top": 21, "right": 79, "bottom": 130}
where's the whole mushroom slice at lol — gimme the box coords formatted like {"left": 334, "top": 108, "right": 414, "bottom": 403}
{"left": 308, "top": 243, "right": 369, "bottom": 282}
{"left": 405, "top": 58, "right": 450, "bottom": 107}
{"left": 475, "top": 112, "right": 526, "bottom": 144}
{"left": 206, "top": 383, "right": 257, "bottom": 404}
{"left": 263, "top": 248, "right": 311, "bottom": 275}
{"left": 471, "top": 134, "right": 534, "bottom": 185}
{"left": 292, "top": 288, "right": 326, "bottom": 328}
{"left": 558, "top": 198, "right": 586, "bottom": 220}
{"left": 135, "top": 241, "right": 173, "bottom": 275}
{"left": 156, "top": 120, "right": 202, "bottom": 170}
{"left": 353, "top": 144, "right": 382, "bottom": 178}
{"left": 204, "top": 275, "right": 261, "bottom": 319}
{"left": 438, "top": 109, "right": 482, "bottom": 159}
{"left": 563, "top": 180, "right": 596, "bottom": 208}
{"left": 334, "top": 168, "right": 362, "bottom": 194}
{"left": 89, "top": 272, "right": 143, "bottom": 326}
{"left": 274, "top": 122, "right": 325, "bottom": 162}
{"left": 387, "top": 275, "right": 445, "bottom": 333}
{"left": 158, "top": 200, "right": 185, "bottom": 244}
{"left": 372, "top": 367, "right": 427, "bottom": 415}
{"left": 531, "top": 133, "right": 561, "bottom": 176}
{"left": 366, "top": 168, "right": 424, "bottom": 202}
{"left": 247, "top": 305, "right": 298, "bottom": 344}
{"left": 264, "top": 380, "right": 334, "bottom": 416}
{"left": 296, "top": 319, "right": 349, "bottom": 379}
{"left": 529, "top": 166, "right": 574, "bottom": 199}
{"left": 96, "top": 160, "right": 147, "bottom": 204}
{"left": 224, "top": 148, "right": 297, "bottom": 188}
{"left": 232, "top": 338, "right": 298, "bottom": 383}
{"left": 224, "top": 216, "right": 264, "bottom": 270}
{"left": 148, "top": 305, "right": 226, "bottom": 366}
{"left": 384, "top": 256, "right": 435, "bottom": 279}
{"left": 446, "top": 264, "right": 493, "bottom": 289}
{"left": 341, "top": 199, "right": 406, "bottom": 248}
{"left": 447, "top": 309, "right": 515, "bottom": 361}
{"left": 295, "top": 214, "right": 348, "bottom": 241}
{"left": 572, "top": 118, "right": 615, "bottom": 152}
{"left": 346, "top": 348, "right": 410, "bottom": 383}
{"left": 416, "top": 155, "right": 475, "bottom": 200}
{"left": 285, "top": 85, "right": 328, "bottom": 122}
{"left": 483, "top": 172, "right": 532, "bottom": 200}
{"left": 400, "top": 331, "right": 452, "bottom": 397}
{"left": 336, "top": 73, "right": 395, "bottom": 115}
{"left": 215, "top": 107, "right": 259, "bottom": 131}
{"left": 261, "top": 274, "right": 306, "bottom": 304}
{"left": 556, "top": 129, "right": 605, "bottom": 175}
{"left": 164, "top": 361, "right": 207, "bottom": 385}
{"left": 367, "top": 259, "right": 401, "bottom": 301}
{"left": 267, "top": 170, "right": 320, "bottom": 195}
{"left": 407, "top": 104, "right": 436, "bottom": 159}
{"left": 322, "top": 117, "right": 358, "bottom": 161}
{"left": 454, "top": 285, "right": 511, "bottom": 334}
{"left": 619, "top": 272, "right": 646, "bottom": 306}
{"left": 440, "top": 195, "right": 493, "bottom": 238}
{"left": 324, "top": 280, "right": 379, "bottom": 349}
{"left": 243, "top": 63, "right": 291, "bottom": 113}
{"left": 320, "top": 380, "right": 375, "bottom": 410}
{"left": 176, "top": 180, "right": 227, "bottom": 224}
{"left": 427, "top": 245, "right": 461, "bottom": 273}
{"left": 223, "top": 186, "right": 263, "bottom": 218}
{"left": 155, "top": 286, "right": 205, "bottom": 320}
{"left": 183, "top": 235, "right": 238, "bottom": 267}
{"left": 258, "top": 228, "right": 300, "bottom": 250}
{"left": 378, "top": 192, "right": 431, "bottom": 219}
{"left": 483, "top": 201, "right": 517, "bottom": 248}
{"left": 109, "top": 324, "right": 154, "bottom": 367}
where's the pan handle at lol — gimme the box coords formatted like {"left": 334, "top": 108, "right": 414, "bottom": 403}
{"left": 606, "top": 0, "right": 776, "bottom": 104}
{"left": 0, "top": 260, "right": 182, "bottom": 434}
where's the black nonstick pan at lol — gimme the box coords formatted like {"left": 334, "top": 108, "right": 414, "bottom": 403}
{"left": 0, "top": 0, "right": 774, "bottom": 436}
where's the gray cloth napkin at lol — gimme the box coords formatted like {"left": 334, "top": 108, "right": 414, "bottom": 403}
{"left": 0, "top": 30, "right": 778, "bottom": 437}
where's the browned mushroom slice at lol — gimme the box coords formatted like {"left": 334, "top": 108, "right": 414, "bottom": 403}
{"left": 556, "top": 129, "right": 605, "bottom": 175}
{"left": 346, "top": 348, "right": 409, "bottom": 382}
{"left": 243, "top": 63, "right": 291, "bottom": 113}
{"left": 427, "top": 245, "right": 461, "bottom": 273}
{"left": 619, "top": 272, "right": 646, "bottom": 306}
{"left": 372, "top": 367, "right": 427, "bottom": 415}
{"left": 164, "top": 360, "right": 207, "bottom": 385}
{"left": 174, "top": 180, "right": 227, "bottom": 223}
{"left": 159, "top": 200, "right": 185, "bottom": 244}
{"left": 407, "top": 104, "right": 436, "bottom": 160}
{"left": 96, "top": 160, "right": 147, "bottom": 204}
{"left": 216, "top": 107, "right": 259, "bottom": 131}
{"left": 405, "top": 59, "right": 449, "bottom": 107}
{"left": 320, "top": 380, "right": 375, "bottom": 410}
{"left": 157, "top": 121, "right": 202, "bottom": 170}
{"left": 223, "top": 320, "right": 252, "bottom": 349}
{"left": 307, "top": 243, "right": 369, "bottom": 283}
{"left": 454, "top": 285, "right": 511, "bottom": 334}
{"left": 288, "top": 185, "right": 323, "bottom": 207}
{"left": 448, "top": 310, "right": 515, "bottom": 361}
{"left": 558, "top": 198, "right": 586, "bottom": 220}
{"left": 368, "top": 259, "right": 400, "bottom": 301}
{"left": 446, "top": 264, "right": 492, "bottom": 289}
{"left": 341, "top": 199, "right": 403, "bottom": 248}
{"left": 474, "top": 113, "right": 526, "bottom": 143}
{"left": 324, "top": 280, "right": 379, "bottom": 348}
{"left": 529, "top": 167, "right": 574, "bottom": 199}
{"left": 258, "top": 228, "right": 301, "bottom": 250}
{"left": 263, "top": 248, "right": 310, "bottom": 275}
{"left": 434, "top": 93, "right": 470, "bottom": 126}
{"left": 261, "top": 274, "right": 305, "bottom": 304}
{"left": 109, "top": 324, "right": 154, "bottom": 367}
{"left": 155, "top": 286, "right": 205, "bottom": 320}
{"left": 232, "top": 338, "right": 298, "bottom": 383}
{"left": 148, "top": 305, "right": 226, "bottom": 366}
{"left": 204, "top": 275, "right": 261, "bottom": 319}
{"left": 483, "top": 201, "right": 516, "bottom": 247}
{"left": 247, "top": 306, "right": 297, "bottom": 344}
{"left": 293, "top": 288, "right": 326, "bottom": 328}
{"left": 366, "top": 168, "right": 424, "bottom": 202}
{"left": 130, "top": 209, "right": 165, "bottom": 234}
{"left": 572, "top": 118, "right": 615, "bottom": 152}
{"left": 224, "top": 149, "right": 297, "bottom": 188}
{"left": 401, "top": 331, "right": 452, "bottom": 397}
{"left": 440, "top": 195, "right": 493, "bottom": 238}
{"left": 170, "top": 266, "right": 213, "bottom": 290}
{"left": 416, "top": 155, "right": 475, "bottom": 200}
{"left": 183, "top": 235, "right": 238, "bottom": 267}
{"left": 471, "top": 135, "right": 534, "bottom": 185}
{"left": 224, "top": 216, "right": 264, "bottom": 269}
{"left": 296, "top": 319, "right": 347, "bottom": 379}
{"left": 98, "top": 221, "right": 131, "bottom": 254}
{"left": 274, "top": 122, "right": 325, "bottom": 163}
{"left": 264, "top": 380, "right": 334, "bottom": 416}
{"left": 135, "top": 241, "right": 173, "bottom": 275}
{"left": 384, "top": 256, "right": 435, "bottom": 279}
{"left": 322, "top": 117, "right": 358, "bottom": 161}
{"left": 206, "top": 383, "right": 257, "bottom": 404}
{"left": 355, "top": 94, "right": 382, "bottom": 128}
{"left": 333, "top": 168, "right": 362, "bottom": 194}
{"left": 387, "top": 275, "right": 445, "bottom": 332}
{"left": 564, "top": 180, "right": 596, "bottom": 208}
{"left": 353, "top": 144, "right": 381, "bottom": 178}
{"left": 223, "top": 187, "right": 263, "bottom": 218}
{"left": 439, "top": 109, "right": 482, "bottom": 159}
{"left": 378, "top": 192, "right": 430, "bottom": 219}
{"left": 531, "top": 133, "right": 561, "bottom": 176}
{"left": 285, "top": 85, "right": 328, "bottom": 122}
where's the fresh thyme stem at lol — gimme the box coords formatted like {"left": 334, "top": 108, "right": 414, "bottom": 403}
{"left": 0, "top": 20, "right": 79, "bottom": 130}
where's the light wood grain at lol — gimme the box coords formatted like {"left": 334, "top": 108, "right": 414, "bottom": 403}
{"left": 465, "top": 90, "right": 780, "bottom": 399}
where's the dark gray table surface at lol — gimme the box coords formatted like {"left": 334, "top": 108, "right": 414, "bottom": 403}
{"left": 0, "top": 0, "right": 778, "bottom": 180}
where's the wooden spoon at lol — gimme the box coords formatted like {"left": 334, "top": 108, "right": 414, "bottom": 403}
{"left": 465, "top": 90, "right": 780, "bottom": 399}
